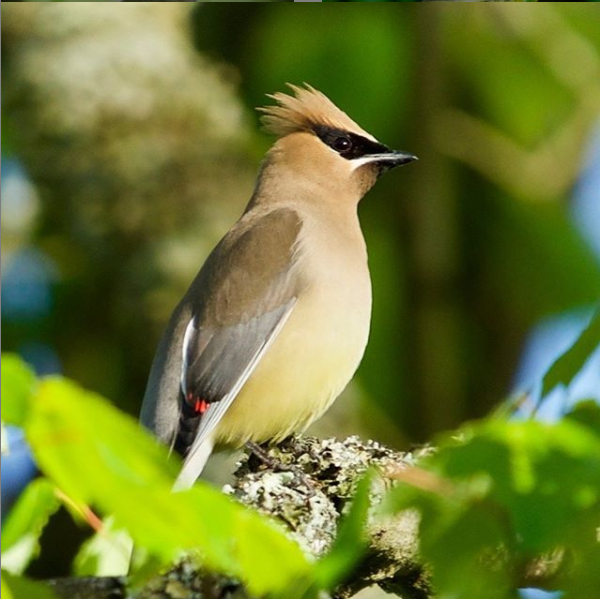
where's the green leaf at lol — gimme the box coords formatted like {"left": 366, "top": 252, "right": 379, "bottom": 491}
{"left": 1, "top": 354, "right": 36, "bottom": 427}
{"left": 1, "top": 479, "right": 61, "bottom": 575}
{"left": 314, "top": 471, "right": 373, "bottom": 590}
{"left": 1, "top": 572, "right": 58, "bottom": 599}
{"left": 565, "top": 400, "right": 600, "bottom": 437}
{"left": 385, "top": 411, "right": 600, "bottom": 599}
{"left": 73, "top": 516, "right": 134, "bottom": 577}
{"left": 24, "top": 377, "right": 310, "bottom": 595}
{"left": 541, "top": 309, "right": 600, "bottom": 397}
{"left": 1, "top": 574, "right": 14, "bottom": 599}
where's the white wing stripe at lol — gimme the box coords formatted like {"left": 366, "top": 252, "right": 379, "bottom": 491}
{"left": 174, "top": 298, "right": 298, "bottom": 489}
{"left": 180, "top": 316, "right": 197, "bottom": 398}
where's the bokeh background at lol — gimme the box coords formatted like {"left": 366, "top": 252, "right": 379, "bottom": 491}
{"left": 2, "top": 3, "right": 600, "bottom": 581}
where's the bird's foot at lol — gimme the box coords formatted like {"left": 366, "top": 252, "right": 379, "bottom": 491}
{"left": 245, "top": 441, "right": 317, "bottom": 494}
{"left": 245, "top": 441, "right": 278, "bottom": 469}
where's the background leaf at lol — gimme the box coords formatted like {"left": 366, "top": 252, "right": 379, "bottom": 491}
{"left": 541, "top": 308, "right": 600, "bottom": 396}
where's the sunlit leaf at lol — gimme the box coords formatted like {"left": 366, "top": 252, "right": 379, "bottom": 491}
{"left": 385, "top": 410, "right": 600, "bottom": 599}
{"left": 1, "top": 575, "right": 14, "bottom": 599}
{"left": 1, "top": 572, "right": 57, "bottom": 599}
{"left": 1, "top": 479, "right": 61, "bottom": 575}
{"left": 1, "top": 354, "right": 36, "bottom": 427}
{"left": 25, "top": 377, "right": 310, "bottom": 595}
{"left": 73, "top": 516, "right": 134, "bottom": 577}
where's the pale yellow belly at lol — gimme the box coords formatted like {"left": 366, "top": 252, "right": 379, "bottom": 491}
{"left": 213, "top": 281, "right": 371, "bottom": 447}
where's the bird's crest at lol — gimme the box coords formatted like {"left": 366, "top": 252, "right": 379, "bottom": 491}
{"left": 259, "top": 83, "right": 376, "bottom": 142}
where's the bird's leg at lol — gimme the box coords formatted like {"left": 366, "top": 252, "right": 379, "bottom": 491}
{"left": 245, "top": 441, "right": 278, "bottom": 469}
{"left": 245, "top": 440, "right": 317, "bottom": 493}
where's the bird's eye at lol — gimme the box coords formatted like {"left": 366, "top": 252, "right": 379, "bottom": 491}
{"left": 332, "top": 136, "right": 352, "bottom": 153}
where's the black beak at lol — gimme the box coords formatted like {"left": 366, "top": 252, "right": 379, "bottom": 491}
{"left": 386, "top": 151, "right": 418, "bottom": 167}
{"left": 374, "top": 150, "right": 418, "bottom": 171}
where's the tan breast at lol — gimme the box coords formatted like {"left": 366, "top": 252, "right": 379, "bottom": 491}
{"left": 214, "top": 205, "right": 372, "bottom": 447}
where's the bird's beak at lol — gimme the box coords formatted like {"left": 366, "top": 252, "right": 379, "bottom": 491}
{"left": 370, "top": 150, "right": 418, "bottom": 169}
{"left": 351, "top": 150, "right": 418, "bottom": 173}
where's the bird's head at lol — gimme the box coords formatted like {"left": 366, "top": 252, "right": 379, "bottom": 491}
{"left": 257, "top": 84, "right": 417, "bottom": 203}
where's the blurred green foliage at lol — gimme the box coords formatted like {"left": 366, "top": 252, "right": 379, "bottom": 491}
{"left": 0, "top": 353, "right": 371, "bottom": 598}
{"left": 0, "top": 355, "right": 311, "bottom": 595}
{"left": 1, "top": 573, "right": 58, "bottom": 599}
{"left": 0, "top": 355, "right": 36, "bottom": 426}
{"left": 2, "top": 314, "right": 599, "bottom": 597}
{"left": 1, "top": 479, "right": 61, "bottom": 576}
{"left": 385, "top": 402, "right": 600, "bottom": 599}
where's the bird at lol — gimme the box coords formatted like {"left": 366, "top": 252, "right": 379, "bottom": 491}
{"left": 140, "top": 84, "right": 417, "bottom": 490}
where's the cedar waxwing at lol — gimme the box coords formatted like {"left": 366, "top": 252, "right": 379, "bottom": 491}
{"left": 141, "top": 84, "right": 417, "bottom": 489}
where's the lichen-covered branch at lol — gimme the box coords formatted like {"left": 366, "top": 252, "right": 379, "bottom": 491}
{"left": 229, "top": 436, "right": 432, "bottom": 599}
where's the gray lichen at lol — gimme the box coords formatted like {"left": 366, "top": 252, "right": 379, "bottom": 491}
{"left": 227, "top": 436, "right": 431, "bottom": 598}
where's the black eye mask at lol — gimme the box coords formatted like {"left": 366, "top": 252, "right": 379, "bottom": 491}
{"left": 313, "top": 125, "right": 392, "bottom": 161}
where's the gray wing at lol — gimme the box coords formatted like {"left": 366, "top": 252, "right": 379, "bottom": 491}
{"left": 175, "top": 299, "right": 296, "bottom": 489}
{"left": 181, "top": 303, "right": 295, "bottom": 407}
{"left": 171, "top": 207, "right": 303, "bottom": 469}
